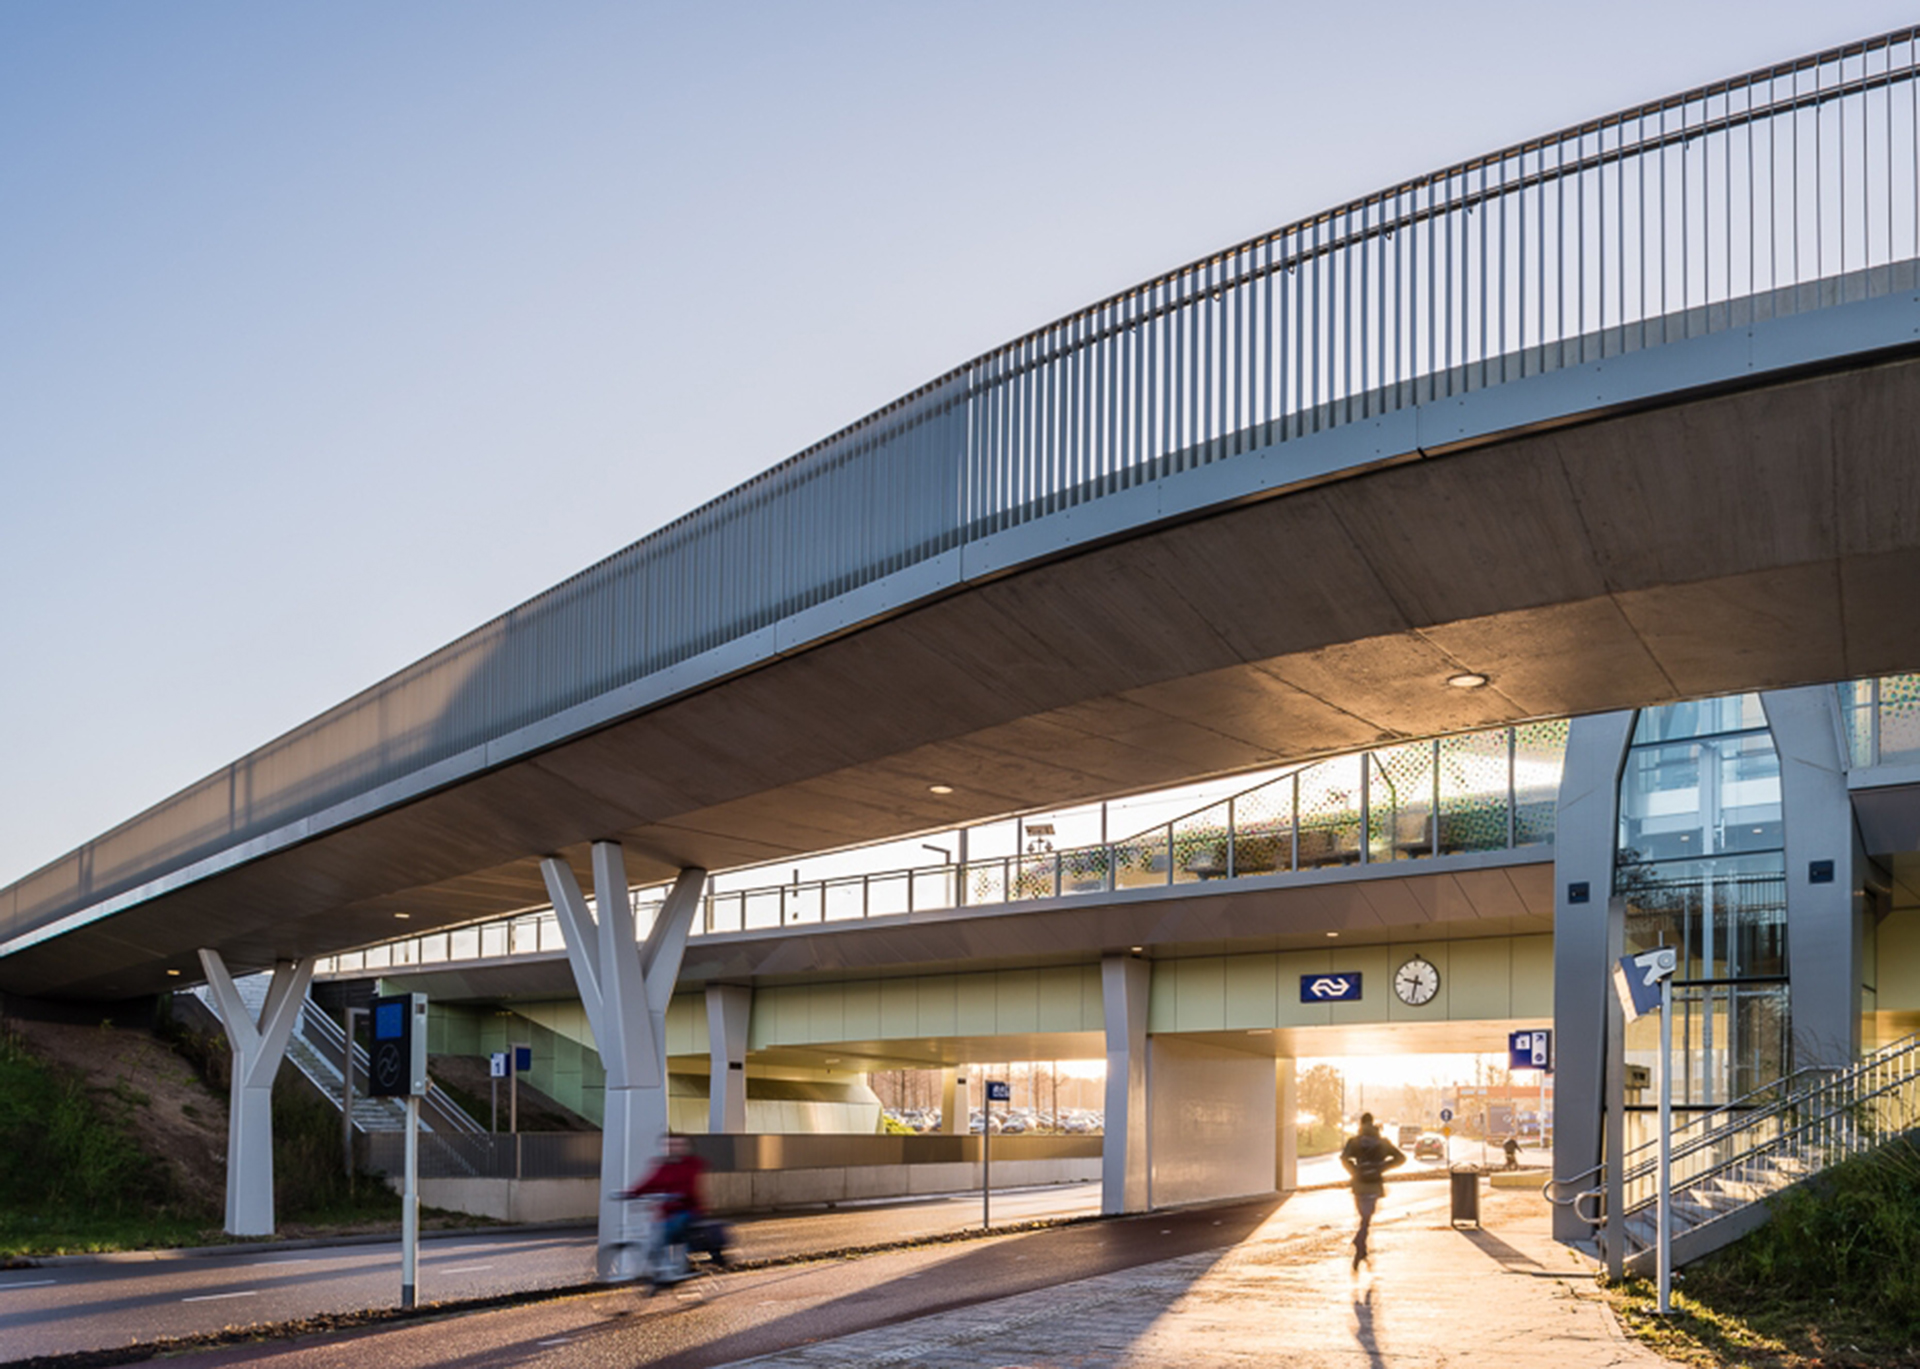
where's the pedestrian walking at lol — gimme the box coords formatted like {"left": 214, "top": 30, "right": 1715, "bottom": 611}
{"left": 1339, "top": 1112, "right": 1406, "bottom": 1271}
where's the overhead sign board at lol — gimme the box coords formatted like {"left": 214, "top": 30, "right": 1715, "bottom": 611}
{"left": 1299, "top": 973, "right": 1362, "bottom": 1003}
{"left": 1509, "top": 1029, "right": 1553, "bottom": 1072}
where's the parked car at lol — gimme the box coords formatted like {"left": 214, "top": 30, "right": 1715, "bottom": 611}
{"left": 1413, "top": 1132, "right": 1447, "bottom": 1161}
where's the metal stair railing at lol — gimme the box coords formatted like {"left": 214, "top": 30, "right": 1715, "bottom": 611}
{"left": 1549, "top": 1031, "right": 1920, "bottom": 1263}
{"left": 298, "top": 998, "right": 485, "bottom": 1137}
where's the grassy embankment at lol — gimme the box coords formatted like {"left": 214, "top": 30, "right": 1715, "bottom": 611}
{"left": 1609, "top": 1142, "right": 1920, "bottom": 1368}
{"left": 0, "top": 1022, "right": 403, "bottom": 1258}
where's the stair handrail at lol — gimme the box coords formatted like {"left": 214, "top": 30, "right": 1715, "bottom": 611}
{"left": 1552, "top": 1030, "right": 1920, "bottom": 1248}
{"left": 1607, "top": 1031, "right": 1920, "bottom": 1197}
{"left": 1607, "top": 1033, "right": 1920, "bottom": 1254}
{"left": 300, "top": 999, "right": 486, "bottom": 1135}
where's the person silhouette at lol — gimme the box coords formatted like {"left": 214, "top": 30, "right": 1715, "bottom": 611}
{"left": 1339, "top": 1112, "right": 1406, "bottom": 1271}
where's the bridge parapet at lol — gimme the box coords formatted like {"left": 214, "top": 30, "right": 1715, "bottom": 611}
{"left": 10, "top": 30, "right": 1920, "bottom": 972}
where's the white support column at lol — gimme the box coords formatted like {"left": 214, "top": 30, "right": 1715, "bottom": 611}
{"left": 196, "top": 950, "right": 314, "bottom": 1237}
{"left": 939, "top": 1066, "right": 961, "bottom": 1135}
{"left": 705, "top": 983, "right": 751, "bottom": 1134}
{"left": 542, "top": 845, "right": 706, "bottom": 1280}
{"left": 1101, "top": 953, "right": 1151, "bottom": 1215}
{"left": 1275, "top": 1057, "right": 1298, "bottom": 1192}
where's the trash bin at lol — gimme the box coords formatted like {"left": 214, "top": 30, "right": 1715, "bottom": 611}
{"left": 1449, "top": 1164, "right": 1481, "bottom": 1228}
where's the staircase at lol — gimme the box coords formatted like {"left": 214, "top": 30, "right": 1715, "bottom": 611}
{"left": 1552, "top": 1032, "right": 1920, "bottom": 1275}
{"left": 194, "top": 975, "right": 483, "bottom": 1137}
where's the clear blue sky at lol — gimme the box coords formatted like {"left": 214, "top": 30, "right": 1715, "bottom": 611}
{"left": 2, "top": 2, "right": 1910, "bottom": 888}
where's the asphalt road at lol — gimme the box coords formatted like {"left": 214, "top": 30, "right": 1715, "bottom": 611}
{"left": 0, "top": 1184, "right": 1102, "bottom": 1362}
{"left": 2, "top": 1153, "right": 1542, "bottom": 1365}
{"left": 158, "top": 1196, "right": 1317, "bottom": 1369}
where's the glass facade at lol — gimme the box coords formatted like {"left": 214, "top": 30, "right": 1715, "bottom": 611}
{"left": 1615, "top": 694, "right": 1790, "bottom": 1107}
{"left": 1840, "top": 673, "right": 1920, "bottom": 768}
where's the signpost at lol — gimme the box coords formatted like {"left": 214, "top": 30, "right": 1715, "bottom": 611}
{"left": 1439, "top": 1106, "right": 1453, "bottom": 1163}
{"left": 369, "top": 993, "right": 429, "bottom": 1310}
{"left": 1509, "top": 1030, "right": 1553, "bottom": 1150}
{"left": 1615, "top": 948, "right": 1679, "bottom": 1315}
{"left": 984, "top": 1079, "right": 1010, "bottom": 1229}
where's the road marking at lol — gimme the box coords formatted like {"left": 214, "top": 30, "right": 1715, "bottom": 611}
{"left": 439, "top": 1264, "right": 494, "bottom": 1273}
{"left": 183, "top": 1290, "right": 258, "bottom": 1303}
{"left": 1, "top": 1279, "right": 56, "bottom": 1289}
{"left": 536, "top": 1338, "right": 571, "bottom": 1346}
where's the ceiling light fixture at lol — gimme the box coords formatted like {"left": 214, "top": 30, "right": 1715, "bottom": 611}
{"left": 394, "top": 912, "right": 412, "bottom": 919}
{"left": 928, "top": 784, "right": 955, "bottom": 795}
{"left": 1446, "top": 672, "right": 1490, "bottom": 689}
{"left": 1326, "top": 931, "right": 1340, "bottom": 938}
{"left": 166, "top": 969, "right": 181, "bottom": 976}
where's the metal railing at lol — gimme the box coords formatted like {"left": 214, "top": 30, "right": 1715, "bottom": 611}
{"left": 700, "top": 722, "right": 1566, "bottom": 934}
{"left": 321, "top": 720, "right": 1565, "bottom": 968}
{"left": 1552, "top": 1030, "right": 1920, "bottom": 1259}
{"left": 297, "top": 999, "right": 484, "bottom": 1136}
{"left": 13, "top": 29, "right": 1920, "bottom": 950}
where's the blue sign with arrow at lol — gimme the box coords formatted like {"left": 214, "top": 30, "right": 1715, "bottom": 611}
{"left": 1300, "top": 973, "right": 1362, "bottom": 1003}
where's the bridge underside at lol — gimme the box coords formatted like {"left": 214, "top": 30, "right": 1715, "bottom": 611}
{"left": 12, "top": 350, "right": 1920, "bottom": 999}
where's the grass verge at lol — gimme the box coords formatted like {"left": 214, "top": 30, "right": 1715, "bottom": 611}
{"left": 0, "top": 1027, "right": 214, "bottom": 1257}
{"left": 1605, "top": 1141, "right": 1920, "bottom": 1368}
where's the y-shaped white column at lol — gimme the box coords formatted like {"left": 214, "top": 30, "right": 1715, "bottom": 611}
{"left": 196, "top": 950, "right": 314, "bottom": 1236}
{"left": 541, "top": 844, "right": 706, "bottom": 1278}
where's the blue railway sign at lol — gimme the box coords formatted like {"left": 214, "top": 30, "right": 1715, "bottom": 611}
{"left": 1300, "top": 973, "right": 1362, "bottom": 1003}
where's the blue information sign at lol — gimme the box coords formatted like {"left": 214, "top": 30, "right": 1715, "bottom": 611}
{"left": 1509, "top": 1029, "right": 1553, "bottom": 1072}
{"left": 1299, "top": 972, "right": 1362, "bottom": 1003}
{"left": 986, "top": 1080, "right": 1011, "bottom": 1103}
{"left": 374, "top": 1000, "right": 405, "bottom": 1040}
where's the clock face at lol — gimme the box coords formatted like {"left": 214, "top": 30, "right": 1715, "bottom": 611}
{"left": 1394, "top": 956, "right": 1440, "bottom": 1006}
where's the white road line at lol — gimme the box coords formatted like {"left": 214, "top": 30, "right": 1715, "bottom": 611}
{"left": 438, "top": 1264, "right": 494, "bottom": 1273}
{"left": 182, "top": 1290, "right": 259, "bottom": 1303}
{"left": 1, "top": 1279, "right": 57, "bottom": 1289}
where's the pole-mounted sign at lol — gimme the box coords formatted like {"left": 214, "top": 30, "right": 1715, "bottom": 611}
{"left": 370, "top": 993, "right": 429, "bottom": 1310}
{"left": 369, "top": 994, "right": 428, "bottom": 1098}
{"left": 1614, "top": 948, "right": 1679, "bottom": 1316}
{"left": 1508, "top": 1029, "right": 1552, "bottom": 1072}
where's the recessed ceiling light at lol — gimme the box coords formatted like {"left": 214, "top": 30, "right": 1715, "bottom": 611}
{"left": 166, "top": 969, "right": 181, "bottom": 977}
{"left": 1129, "top": 945, "right": 1143, "bottom": 953}
{"left": 1326, "top": 931, "right": 1340, "bottom": 938}
{"left": 928, "top": 784, "right": 955, "bottom": 795}
{"left": 1446, "top": 672, "right": 1490, "bottom": 689}
{"left": 824, "top": 1057, "right": 841, "bottom": 1064}
{"left": 394, "top": 912, "right": 412, "bottom": 919}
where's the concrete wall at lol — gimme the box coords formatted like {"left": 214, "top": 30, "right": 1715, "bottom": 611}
{"left": 749, "top": 965, "right": 1105, "bottom": 1048}
{"left": 1148, "top": 1036, "right": 1276, "bottom": 1208}
{"left": 415, "top": 1158, "right": 1101, "bottom": 1221}
{"left": 1147, "top": 936, "right": 1552, "bottom": 1033}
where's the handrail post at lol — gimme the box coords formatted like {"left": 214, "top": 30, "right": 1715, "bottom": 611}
{"left": 1227, "top": 797, "right": 1237, "bottom": 879}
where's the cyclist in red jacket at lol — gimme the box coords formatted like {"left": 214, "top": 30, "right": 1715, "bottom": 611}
{"left": 624, "top": 1135, "right": 707, "bottom": 1283}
